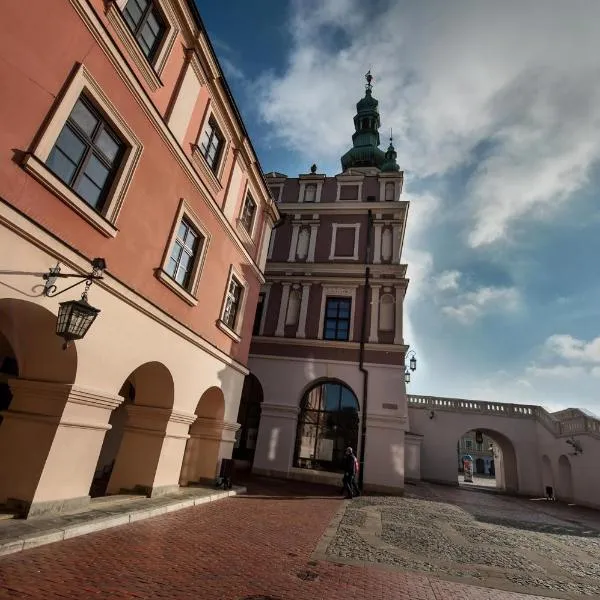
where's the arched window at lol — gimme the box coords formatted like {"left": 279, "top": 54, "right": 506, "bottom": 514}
{"left": 294, "top": 380, "right": 359, "bottom": 472}
{"left": 381, "top": 228, "right": 392, "bottom": 261}
{"left": 296, "top": 227, "right": 309, "bottom": 260}
{"left": 285, "top": 289, "right": 301, "bottom": 325}
{"left": 379, "top": 294, "right": 394, "bottom": 331}
{"left": 385, "top": 182, "right": 395, "bottom": 201}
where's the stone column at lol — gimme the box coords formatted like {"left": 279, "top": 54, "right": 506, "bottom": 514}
{"left": 258, "top": 283, "right": 272, "bottom": 335}
{"left": 368, "top": 285, "right": 381, "bottom": 343}
{"left": 288, "top": 224, "right": 300, "bottom": 262}
{"left": 307, "top": 223, "right": 319, "bottom": 262}
{"left": 180, "top": 418, "right": 240, "bottom": 484}
{"left": 275, "top": 283, "right": 291, "bottom": 337}
{"left": 107, "top": 406, "right": 195, "bottom": 497}
{"left": 393, "top": 286, "right": 403, "bottom": 345}
{"left": 373, "top": 224, "right": 383, "bottom": 264}
{"left": 0, "top": 379, "right": 122, "bottom": 517}
{"left": 392, "top": 224, "right": 401, "bottom": 263}
{"left": 296, "top": 283, "right": 312, "bottom": 338}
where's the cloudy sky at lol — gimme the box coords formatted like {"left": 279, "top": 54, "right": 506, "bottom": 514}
{"left": 200, "top": 0, "right": 600, "bottom": 414}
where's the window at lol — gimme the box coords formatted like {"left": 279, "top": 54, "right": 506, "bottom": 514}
{"left": 294, "top": 381, "right": 359, "bottom": 472}
{"left": 285, "top": 289, "right": 301, "bottom": 326}
{"left": 269, "top": 185, "right": 282, "bottom": 203}
{"left": 324, "top": 297, "right": 351, "bottom": 341}
{"left": 465, "top": 439, "right": 473, "bottom": 450}
{"left": 165, "top": 219, "right": 203, "bottom": 288}
{"left": 222, "top": 276, "right": 243, "bottom": 331}
{"left": 385, "top": 182, "right": 395, "bottom": 201}
{"left": 199, "top": 118, "right": 224, "bottom": 172}
{"left": 240, "top": 193, "right": 256, "bottom": 234}
{"left": 476, "top": 442, "right": 483, "bottom": 452}
{"left": 46, "top": 97, "right": 125, "bottom": 212}
{"left": 122, "top": 0, "right": 166, "bottom": 62}
{"left": 252, "top": 292, "right": 265, "bottom": 336}
{"left": 304, "top": 183, "right": 317, "bottom": 203}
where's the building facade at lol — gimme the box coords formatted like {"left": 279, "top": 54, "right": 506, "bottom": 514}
{"left": 457, "top": 430, "right": 496, "bottom": 476}
{"left": 242, "top": 75, "right": 418, "bottom": 494}
{"left": 0, "top": 0, "right": 277, "bottom": 516}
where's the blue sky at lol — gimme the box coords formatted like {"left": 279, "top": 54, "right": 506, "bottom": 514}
{"left": 199, "top": 0, "right": 600, "bottom": 414}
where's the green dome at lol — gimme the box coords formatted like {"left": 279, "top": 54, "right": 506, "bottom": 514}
{"left": 356, "top": 89, "right": 378, "bottom": 113}
{"left": 381, "top": 140, "right": 400, "bottom": 172}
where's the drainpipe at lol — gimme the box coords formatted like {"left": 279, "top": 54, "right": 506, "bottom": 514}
{"left": 358, "top": 209, "right": 373, "bottom": 491}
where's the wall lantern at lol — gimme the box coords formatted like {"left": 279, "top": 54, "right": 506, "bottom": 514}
{"left": 42, "top": 258, "right": 106, "bottom": 349}
{"left": 404, "top": 369, "right": 411, "bottom": 384}
{"left": 407, "top": 349, "right": 417, "bottom": 372}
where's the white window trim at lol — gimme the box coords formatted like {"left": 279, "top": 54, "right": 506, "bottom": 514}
{"left": 218, "top": 265, "right": 249, "bottom": 342}
{"left": 156, "top": 198, "right": 211, "bottom": 306}
{"left": 298, "top": 180, "right": 323, "bottom": 203}
{"left": 105, "top": 0, "right": 179, "bottom": 92}
{"left": 268, "top": 184, "right": 283, "bottom": 203}
{"left": 22, "top": 63, "right": 143, "bottom": 238}
{"left": 335, "top": 181, "right": 363, "bottom": 202}
{"left": 267, "top": 228, "right": 276, "bottom": 259}
{"left": 317, "top": 285, "right": 358, "bottom": 341}
{"left": 236, "top": 184, "right": 260, "bottom": 246}
{"left": 378, "top": 176, "right": 401, "bottom": 202}
{"left": 192, "top": 105, "right": 230, "bottom": 196}
{"left": 329, "top": 223, "right": 360, "bottom": 260}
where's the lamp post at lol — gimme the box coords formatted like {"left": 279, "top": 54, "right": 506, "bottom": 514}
{"left": 42, "top": 258, "right": 106, "bottom": 349}
{"left": 404, "top": 349, "right": 417, "bottom": 384}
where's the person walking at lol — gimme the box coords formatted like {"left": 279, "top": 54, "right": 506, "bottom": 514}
{"left": 342, "top": 446, "right": 357, "bottom": 499}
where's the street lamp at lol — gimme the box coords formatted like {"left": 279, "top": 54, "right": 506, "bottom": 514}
{"left": 42, "top": 258, "right": 106, "bottom": 349}
{"left": 407, "top": 350, "right": 417, "bottom": 372}
{"left": 404, "top": 369, "right": 411, "bottom": 384}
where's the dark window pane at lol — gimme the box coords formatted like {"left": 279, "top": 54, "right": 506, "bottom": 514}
{"left": 54, "top": 127, "right": 86, "bottom": 165}
{"left": 70, "top": 100, "right": 98, "bottom": 136}
{"left": 179, "top": 251, "right": 192, "bottom": 271}
{"left": 166, "top": 257, "right": 177, "bottom": 277}
{"left": 75, "top": 175, "right": 103, "bottom": 208}
{"left": 83, "top": 154, "right": 110, "bottom": 188}
{"left": 46, "top": 147, "right": 78, "bottom": 185}
{"left": 95, "top": 129, "right": 121, "bottom": 163}
{"left": 177, "top": 222, "right": 187, "bottom": 241}
{"left": 175, "top": 266, "right": 187, "bottom": 286}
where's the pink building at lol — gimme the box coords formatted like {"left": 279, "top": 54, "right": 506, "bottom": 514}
{"left": 0, "top": 0, "right": 277, "bottom": 516}
{"left": 236, "top": 75, "right": 417, "bottom": 493}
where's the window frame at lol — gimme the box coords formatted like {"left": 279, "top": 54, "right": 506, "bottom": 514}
{"left": 22, "top": 64, "right": 143, "bottom": 238}
{"left": 317, "top": 286, "right": 357, "bottom": 342}
{"left": 105, "top": 0, "right": 179, "bottom": 92}
{"left": 157, "top": 198, "right": 211, "bottom": 305}
{"left": 239, "top": 192, "right": 257, "bottom": 236}
{"left": 198, "top": 116, "right": 224, "bottom": 173}
{"left": 329, "top": 223, "right": 361, "bottom": 260}
{"left": 218, "top": 266, "right": 249, "bottom": 341}
{"left": 322, "top": 297, "right": 352, "bottom": 341}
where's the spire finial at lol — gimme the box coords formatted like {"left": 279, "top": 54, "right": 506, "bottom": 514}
{"left": 390, "top": 128, "right": 393, "bottom": 143}
{"left": 365, "top": 70, "right": 373, "bottom": 91}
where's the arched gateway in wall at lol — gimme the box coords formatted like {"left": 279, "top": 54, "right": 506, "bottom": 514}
{"left": 293, "top": 379, "right": 360, "bottom": 472}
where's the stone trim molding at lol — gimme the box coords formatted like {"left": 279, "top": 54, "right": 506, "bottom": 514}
{"left": 366, "top": 414, "right": 408, "bottom": 431}
{"left": 329, "top": 223, "right": 360, "bottom": 261}
{"left": 251, "top": 336, "right": 408, "bottom": 353}
{"left": 260, "top": 402, "right": 299, "bottom": 420}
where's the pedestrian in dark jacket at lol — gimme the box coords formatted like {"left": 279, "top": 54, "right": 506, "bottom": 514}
{"left": 342, "top": 446, "right": 356, "bottom": 499}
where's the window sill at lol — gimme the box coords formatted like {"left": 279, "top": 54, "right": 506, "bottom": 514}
{"left": 22, "top": 153, "right": 118, "bottom": 238}
{"left": 217, "top": 319, "right": 241, "bottom": 343}
{"left": 156, "top": 269, "right": 198, "bottom": 306}
{"left": 191, "top": 145, "right": 223, "bottom": 197}
{"left": 105, "top": 2, "right": 165, "bottom": 92}
{"left": 235, "top": 219, "right": 256, "bottom": 249}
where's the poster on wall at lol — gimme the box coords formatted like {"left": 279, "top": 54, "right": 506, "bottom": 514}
{"left": 463, "top": 455, "right": 473, "bottom": 482}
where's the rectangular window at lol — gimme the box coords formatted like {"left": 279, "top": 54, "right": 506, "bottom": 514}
{"left": 323, "top": 297, "right": 351, "bottom": 341}
{"left": 252, "top": 292, "right": 265, "bottom": 336}
{"left": 46, "top": 96, "right": 125, "bottom": 212}
{"left": 303, "top": 183, "right": 317, "bottom": 202}
{"left": 223, "top": 276, "right": 243, "bottom": 330}
{"left": 465, "top": 440, "right": 473, "bottom": 450}
{"left": 340, "top": 184, "right": 359, "bottom": 201}
{"left": 165, "top": 218, "right": 204, "bottom": 289}
{"left": 240, "top": 193, "right": 256, "bottom": 234}
{"left": 199, "top": 118, "right": 223, "bottom": 172}
{"left": 122, "top": 0, "right": 166, "bottom": 62}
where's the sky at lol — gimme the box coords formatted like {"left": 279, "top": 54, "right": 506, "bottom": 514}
{"left": 199, "top": 0, "right": 600, "bottom": 415}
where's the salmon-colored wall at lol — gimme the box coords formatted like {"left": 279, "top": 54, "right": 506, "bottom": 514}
{"left": 0, "top": 1, "right": 266, "bottom": 364}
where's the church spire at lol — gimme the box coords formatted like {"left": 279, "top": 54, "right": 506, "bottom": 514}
{"left": 381, "top": 130, "right": 400, "bottom": 172}
{"left": 340, "top": 72, "right": 387, "bottom": 171}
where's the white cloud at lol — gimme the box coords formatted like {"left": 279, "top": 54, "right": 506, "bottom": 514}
{"left": 441, "top": 286, "right": 520, "bottom": 324}
{"left": 544, "top": 334, "right": 600, "bottom": 364}
{"left": 255, "top": 0, "right": 600, "bottom": 246}
{"left": 525, "top": 364, "right": 587, "bottom": 379}
{"left": 434, "top": 270, "right": 461, "bottom": 291}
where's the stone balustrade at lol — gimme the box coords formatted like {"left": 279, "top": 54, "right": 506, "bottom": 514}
{"left": 407, "top": 394, "right": 600, "bottom": 439}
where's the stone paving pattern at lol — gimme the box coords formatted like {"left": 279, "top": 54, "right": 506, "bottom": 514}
{"left": 320, "top": 483, "right": 600, "bottom": 598}
{"left": 0, "top": 476, "right": 598, "bottom": 599}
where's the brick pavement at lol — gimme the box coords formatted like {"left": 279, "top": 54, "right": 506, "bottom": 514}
{"left": 0, "top": 477, "right": 562, "bottom": 600}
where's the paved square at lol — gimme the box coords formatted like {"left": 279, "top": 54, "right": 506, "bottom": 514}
{"left": 0, "top": 477, "right": 598, "bottom": 599}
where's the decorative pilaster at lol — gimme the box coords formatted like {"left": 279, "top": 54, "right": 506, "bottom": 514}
{"left": 307, "top": 223, "right": 319, "bottom": 262}
{"left": 368, "top": 285, "right": 381, "bottom": 343}
{"left": 288, "top": 224, "right": 300, "bottom": 262}
{"left": 373, "top": 224, "right": 383, "bottom": 264}
{"left": 296, "top": 283, "right": 312, "bottom": 338}
{"left": 275, "top": 283, "right": 291, "bottom": 337}
{"left": 392, "top": 224, "right": 401, "bottom": 264}
{"left": 259, "top": 283, "right": 272, "bottom": 335}
{"left": 393, "top": 286, "right": 403, "bottom": 344}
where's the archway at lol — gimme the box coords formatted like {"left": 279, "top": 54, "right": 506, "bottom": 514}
{"left": 102, "top": 361, "right": 175, "bottom": 496}
{"left": 293, "top": 379, "right": 359, "bottom": 473}
{"left": 457, "top": 428, "right": 518, "bottom": 492}
{"left": 0, "top": 331, "right": 18, "bottom": 428}
{"left": 541, "top": 454, "right": 554, "bottom": 498}
{"left": 179, "top": 386, "right": 225, "bottom": 485}
{"left": 232, "top": 373, "right": 263, "bottom": 468}
{"left": 557, "top": 454, "right": 573, "bottom": 502}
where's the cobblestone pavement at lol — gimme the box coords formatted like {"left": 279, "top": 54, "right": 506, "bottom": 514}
{"left": 319, "top": 483, "right": 600, "bottom": 599}
{"left": 458, "top": 474, "right": 497, "bottom": 488}
{"left": 0, "top": 477, "right": 594, "bottom": 600}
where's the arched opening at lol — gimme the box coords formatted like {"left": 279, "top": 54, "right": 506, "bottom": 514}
{"left": 557, "top": 454, "right": 573, "bottom": 503}
{"left": 102, "top": 361, "right": 175, "bottom": 496}
{"left": 0, "top": 331, "right": 18, "bottom": 428}
{"left": 179, "top": 386, "right": 225, "bottom": 485}
{"left": 232, "top": 374, "right": 263, "bottom": 468}
{"left": 541, "top": 454, "right": 554, "bottom": 498}
{"left": 296, "top": 227, "right": 309, "bottom": 260}
{"left": 285, "top": 288, "right": 300, "bottom": 326}
{"left": 379, "top": 294, "right": 394, "bottom": 331}
{"left": 457, "top": 429, "right": 518, "bottom": 492}
{"left": 294, "top": 379, "right": 359, "bottom": 473}
{"left": 385, "top": 181, "right": 395, "bottom": 201}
